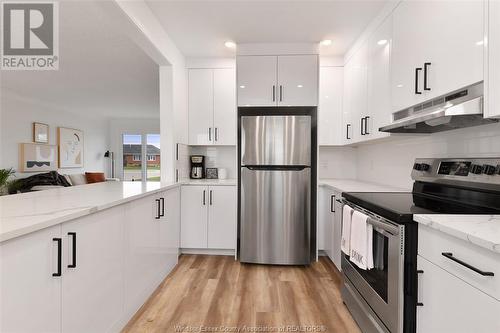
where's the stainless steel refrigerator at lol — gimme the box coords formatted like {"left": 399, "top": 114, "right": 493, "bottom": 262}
{"left": 240, "top": 115, "right": 312, "bottom": 265}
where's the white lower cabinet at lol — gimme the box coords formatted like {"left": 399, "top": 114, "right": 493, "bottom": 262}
{"left": 0, "top": 224, "right": 62, "bottom": 333}
{"left": 318, "top": 186, "right": 342, "bottom": 270}
{"left": 181, "top": 185, "right": 237, "bottom": 250}
{"left": 417, "top": 255, "right": 500, "bottom": 333}
{"left": 0, "top": 188, "right": 181, "bottom": 333}
{"left": 62, "top": 208, "right": 125, "bottom": 333}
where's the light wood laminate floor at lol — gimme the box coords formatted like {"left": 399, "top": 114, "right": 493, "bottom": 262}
{"left": 123, "top": 255, "right": 361, "bottom": 333}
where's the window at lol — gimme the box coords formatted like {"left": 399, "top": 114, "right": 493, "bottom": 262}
{"left": 122, "top": 134, "right": 161, "bottom": 182}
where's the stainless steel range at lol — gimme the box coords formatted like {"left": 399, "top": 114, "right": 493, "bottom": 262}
{"left": 340, "top": 158, "right": 500, "bottom": 333}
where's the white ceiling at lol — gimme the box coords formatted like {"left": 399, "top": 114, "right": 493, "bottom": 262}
{"left": 146, "top": 0, "right": 388, "bottom": 57}
{"left": 1, "top": 1, "right": 159, "bottom": 119}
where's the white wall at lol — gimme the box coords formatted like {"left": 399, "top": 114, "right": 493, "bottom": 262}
{"left": 113, "top": 0, "right": 187, "bottom": 183}
{"left": 1, "top": 90, "right": 109, "bottom": 177}
{"left": 356, "top": 123, "right": 500, "bottom": 189}
{"left": 108, "top": 117, "right": 160, "bottom": 179}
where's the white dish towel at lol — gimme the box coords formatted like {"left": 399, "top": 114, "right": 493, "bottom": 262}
{"left": 349, "top": 210, "right": 374, "bottom": 270}
{"left": 341, "top": 205, "right": 354, "bottom": 254}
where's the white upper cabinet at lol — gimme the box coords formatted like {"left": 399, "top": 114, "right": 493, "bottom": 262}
{"left": 237, "top": 56, "right": 278, "bottom": 106}
{"left": 213, "top": 68, "right": 236, "bottom": 145}
{"left": 486, "top": 0, "right": 500, "bottom": 118}
{"left": 318, "top": 66, "right": 344, "bottom": 145}
{"left": 237, "top": 55, "right": 318, "bottom": 107}
{"left": 391, "top": 0, "right": 484, "bottom": 111}
{"left": 188, "top": 69, "right": 214, "bottom": 145}
{"left": 366, "top": 14, "right": 392, "bottom": 140}
{"left": 278, "top": 55, "right": 319, "bottom": 106}
{"left": 188, "top": 68, "right": 236, "bottom": 145}
{"left": 342, "top": 44, "right": 368, "bottom": 144}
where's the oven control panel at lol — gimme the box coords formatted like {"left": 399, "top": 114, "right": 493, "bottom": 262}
{"left": 412, "top": 158, "right": 500, "bottom": 185}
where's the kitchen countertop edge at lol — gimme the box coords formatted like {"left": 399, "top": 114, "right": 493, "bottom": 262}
{"left": 414, "top": 214, "right": 500, "bottom": 254}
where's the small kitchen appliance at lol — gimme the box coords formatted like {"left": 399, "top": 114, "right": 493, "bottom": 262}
{"left": 340, "top": 157, "right": 500, "bottom": 333}
{"left": 190, "top": 155, "right": 205, "bottom": 179}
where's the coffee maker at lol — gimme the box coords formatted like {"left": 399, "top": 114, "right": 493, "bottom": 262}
{"left": 190, "top": 155, "right": 205, "bottom": 179}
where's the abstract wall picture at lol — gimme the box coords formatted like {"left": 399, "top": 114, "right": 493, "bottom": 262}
{"left": 58, "top": 127, "right": 84, "bottom": 168}
{"left": 206, "top": 168, "right": 218, "bottom": 179}
{"left": 20, "top": 143, "right": 57, "bottom": 172}
{"left": 33, "top": 122, "right": 49, "bottom": 143}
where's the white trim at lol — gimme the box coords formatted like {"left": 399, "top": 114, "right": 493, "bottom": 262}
{"left": 180, "top": 248, "right": 236, "bottom": 256}
{"left": 237, "top": 43, "right": 319, "bottom": 56}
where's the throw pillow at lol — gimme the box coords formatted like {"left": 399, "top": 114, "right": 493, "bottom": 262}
{"left": 69, "top": 173, "right": 87, "bottom": 186}
{"left": 85, "top": 172, "right": 106, "bottom": 184}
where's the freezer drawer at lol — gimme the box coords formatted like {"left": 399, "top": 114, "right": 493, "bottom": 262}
{"left": 241, "top": 115, "right": 311, "bottom": 166}
{"left": 240, "top": 167, "right": 311, "bottom": 265}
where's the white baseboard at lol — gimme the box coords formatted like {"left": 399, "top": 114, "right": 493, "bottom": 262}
{"left": 180, "top": 248, "right": 236, "bottom": 256}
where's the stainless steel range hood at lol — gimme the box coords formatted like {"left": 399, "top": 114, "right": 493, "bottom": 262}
{"left": 379, "top": 82, "right": 498, "bottom": 133}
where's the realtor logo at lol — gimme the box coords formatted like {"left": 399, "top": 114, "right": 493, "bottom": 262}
{"left": 1, "top": 2, "right": 59, "bottom": 70}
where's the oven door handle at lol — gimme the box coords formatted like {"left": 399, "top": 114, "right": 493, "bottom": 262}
{"left": 367, "top": 217, "right": 400, "bottom": 236}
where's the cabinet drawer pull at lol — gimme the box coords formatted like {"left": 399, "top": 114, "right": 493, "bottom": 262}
{"left": 441, "top": 252, "right": 494, "bottom": 276}
{"left": 209, "top": 127, "right": 212, "bottom": 141}
{"left": 364, "top": 116, "right": 370, "bottom": 135}
{"left": 155, "top": 199, "right": 161, "bottom": 219}
{"left": 160, "top": 197, "right": 165, "bottom": 217}
{"left": 346, "top": 124, "right": 351, "bottom": 140}
{"left": 330, "top": 195, "right": 335, "bottom": 212}
{"left": 272, "top": 85, "right": 276, "bottom": 102}
{"left": 53, "top": 238, "right": 62, "bottom": 277}
{"left": 68, "top": 232, "right": 77, "bottom": 268}
{"left": 279, "top": 85, "right": 283, "bottom": 102}
{"left": 203, "top": 190, "right": 206, "bottom": 206}
{"left": 360, "top": 118, "right": 365, "bottom": 135}
{"left": 209, "top": 190, "right": 213, "bottom": 205}
{"left": 423, "top": 62, "right": 431, "bottom": 91}
{"left": 215, "top": 128, "right": 218, "bottom": 142}
{"left": 416, "top": 269, "right": 424, "bottom": 306}
{"left": 415, "top": 67, "right": 422, "bottom": 94}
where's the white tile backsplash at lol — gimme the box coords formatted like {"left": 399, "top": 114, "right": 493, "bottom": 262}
{"left": 356, "top": 122, "right": 500, "bottom": 189}
{"left": 318, "top": 146, "right": 357, "bottom": 179}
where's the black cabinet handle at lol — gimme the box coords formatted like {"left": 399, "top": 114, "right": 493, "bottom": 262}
{"left": 330, "top": 195, "right": 335, "bottom": 212}
{"left": 68, "top": 232, "right": 76, "bottom": 268}
{"left": 415, "top": 67, "right": 422, "bottom": 94}
{"left": 360, "top": 118, "right": 365, "bottom": 135}
{"left": 209, "top": 190, "right": 213, "bottom": 205}
{"left": 53, "top": 238, "right": 62, "bottom": 277}
{"left": 416, "top": 269, "right": 424, "bottom": 306}
{"left": 441, "top": 252, "right": 494, "bottom": 276}
{"left": 215, "top": 128, "right": 218, "bottom": 142}
{"left": 203, "top": 190, "right": 206, "bottom": 206}
{"left": 160, "top": 197, "right": 165, "bottom": 217}
{"left": 364, "top": 116, "right": 370, "bottom": 135}
{"left": 346, "top": 124, "right": 351, "bottom": 140}
{"left": 423, "top": 62, "right": 431, "bottom": 91}
{"left": 155, "top": 199, "right": 161, "bottom": 219}
{"left": 272, "top": 85, "right": 276, "bottom": 102}
{"left": 208, "top": 127, "right": 212, "bottom": 141}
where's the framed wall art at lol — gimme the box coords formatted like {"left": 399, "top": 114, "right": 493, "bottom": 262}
{"left": 33, "top": 122, "right": 49, "bottom": 143}
{"left": 58, "top": 127, "right": 84, "bottom": 168}
{"left": 19, "top": 143, "right": 57, "bottom": 172}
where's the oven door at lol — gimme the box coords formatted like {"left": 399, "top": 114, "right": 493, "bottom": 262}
{"left": 341, "top": 201, "right": 405, "bottom": 333}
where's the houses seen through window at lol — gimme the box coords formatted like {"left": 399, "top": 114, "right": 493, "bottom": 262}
{"left": 122, "top": 134, "right": 161, "bottom": 181}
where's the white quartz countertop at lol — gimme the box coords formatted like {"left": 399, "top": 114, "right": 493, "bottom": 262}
{"left": 0, "top": 181, "right": 180, "bottom": 243}
{"left": 319, "top": 178, "right": 408, "bottom": 193}
{"left": 182, "top": 179, "right": 236, "bottom": 186}
{"left": 414, "top": 214, "right": 500, "bottom": 254}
